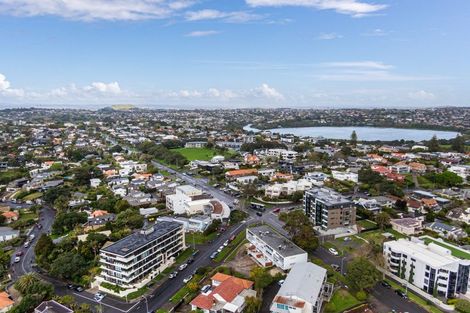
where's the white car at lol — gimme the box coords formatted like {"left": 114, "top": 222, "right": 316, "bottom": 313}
{"left": 223, "top": 240, "right": 229, "bottom": 247}
{"left": 201, "top": 284, "right": 211, "bottom": 293}
{"left": 328, "top": 248, "right": 339, "bottom": 256}
{"left": 277, "top": 279, "right": 285, "bottom": 286}
{"left": 94, "top": 292, "right": 105, "bottom": 302}
{"left": 217, "top": 246, "right": 224, "bottom": 252}
{"left": 183, "top": 275, "right": 193, "bottom": 283}
{"left": 178, "top": 263, "right": 188, "bottom": 271}
{"left": 14, "top": 257, "right": 20, "bottom": 263}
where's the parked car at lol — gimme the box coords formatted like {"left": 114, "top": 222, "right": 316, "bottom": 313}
{"left": 256, "top": 212, "right": 263, "bottom": 217}
{"left": 94, "top": 292, "right": 105, "bottom": 302}
{"left": 75, "top": 286, "right": 84, "bottom": 292}
{"left": 395, "top": 289, "right": 408, "bottom": 299}
{"left": 187, "top": 258, "right": 194, "bottom": 264}
{"left": 331, "top": 264, "right": 340, "bottom": 272}
{"left": 217, "top": 246, "right": 224, "bottom": 253}
{"left": 210, "top": 252, "right": 218, "bottom": 259}
{"left": 183, "top": 275, "right": 193, "bottom": 283}
{"left": 24, "top": 241, "right": 30, "bottom": 248}
{"left": 229, "top": 235, "right": 235, "bottom": 241}
{"left": 273, "top": 208, "right": 281, "bottom": 213}
{"left": 15, "top": 251, "right": 24, "bottom": 257}
{"left": 277, "top": 280, "right": 285, "bottom": 286}
{"left": 328, "top": 248, "right": 339, "bottom": 256}
{"left": 201, "top": 285, "right": 211, "bottom": 293}
{"left": 169, "top": 271, "right": 178, "bottom": 279}
{"left": 192, "top": 250, "right": 199, "bottom": 257}
{"left": 67, "top": 284, "right": 75, "bottom": 290}
{"left": 178, "top": 263, "right": 188, "bottom": 271}
{"left": 381, "top": 281, "right": 392, "bottom": 289}
{"left": 14, "top": 257, "right": 20, "bottom": 263}
{"left": 223, "top": 240, "right": 229, "bottom": 247}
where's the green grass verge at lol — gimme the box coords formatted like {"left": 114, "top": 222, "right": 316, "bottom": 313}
{"left": 126, "top": 286, "right": 148, "bottom": 300}
{"left": 185, "top": 232, "right": 217, "bottom": 245}
{"left": 175, "top": 247, "right": 196, "bottom": 264}
{"left": 422, "top": 237, "right": 470, "bottom": 260}
{"left": 357, "top": 219, "right": 377, "bottom": 230}
{"left": 169, "top": 274, "right": 202, "bottom": 304}
{"left": 324, "top": 289, "right": 362, "bottom": 313}
{"left": 23, "top": 192, "right": 43, "bottom": 201}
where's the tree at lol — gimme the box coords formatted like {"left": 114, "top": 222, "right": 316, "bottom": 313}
{"left": 249, "top": 267, "right": 273, "bottom": 290}
{"left": 50, "top": 252, "right": 89, "bottom": 280}
{"left": 375, "top": 212, "right": 391, "bottom": 230}
{"left": 427, "top": 135, "right": 440, "bottom": 152}
{"left": 394, "top": 199, "right": 407, "bottom": 211}
{"left": 15, "top": 273, "right": 39, "bottom": 294}
{"left": 244, "top": 296, "right": 262, "bottom": 313}
{"left": 351, "top": 130, "right": 358, "bottom": 147}
{"left": 452, "top": 135, "right": 466, "bottom": 153}
{"left": 455, "top": 299, "right": 470, "bottom": 313}
{"left": 280, "top": 210, "right": 318, "bottom": 251}
{"left": 346, "top": 258, "right": 381, "bottom": 291}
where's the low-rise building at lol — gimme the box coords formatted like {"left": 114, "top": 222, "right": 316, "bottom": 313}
{"left": 270, "top": 262, "right": 327, "bottom": 313}
{"left": 0, "top": 227, "right": 19, "bottom": 242}
{"left": 191, "top": 273, "right": 256, "bottom": 313}
{"left": 390, "top": 217, "right": 423, "bottom": 236}
{"left": 424, "top": 221, "right": 467, "bottom": 240}
{"left": 246, "top": 225, "right": 308, "bottom": 271}
{"left": 96, "top": 222, "right": 185, "bottom": 294}
{"left": 265, "top": 179, "right": 313, "bottom": 198}
{"left": 304, "top": 188, "right": 356, "bottom": 230}
{"left": 383, "top": 238, "right": 470, "bottom": 299}
{"left": 0, "top": 292, "right": 14, "bottom": 313}
{"left": 34, "top": 300, "right": 73, "bottom": 313}
{"left": 331, "top": 170, "right": 358, "bottom": 183}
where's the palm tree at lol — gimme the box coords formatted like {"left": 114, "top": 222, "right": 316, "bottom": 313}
{"left": 15, "top": 273, "right": 38, "bottom": 294}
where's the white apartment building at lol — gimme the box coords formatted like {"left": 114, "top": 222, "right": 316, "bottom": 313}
{"left": 449, "top": 165, "right": 470, "bottom": 180}
{"left": 383, "top": 238, "right": 470, "bottom": 299}
{"left": 271, "top": 262, "right": 327, "bottom": 313}
{"left": 166, "top": 185, "right": 230, "bottom": 219}
{"left": 331, "top": 170, "right": 358, "bottom": 183}
{"left": 246, "top": 225, "right": 308, "bottom": 271}
{"left": 96, "top": 222, "right": 185, "bottom": 295}
{"left": 390, "top": 164, "right": 411, "bottom": 174}
{"left": 118, "top": 160, "right": 147, "bottom": 174}
{"left": 265, "top": 179, "right": 313, "bottom": 198}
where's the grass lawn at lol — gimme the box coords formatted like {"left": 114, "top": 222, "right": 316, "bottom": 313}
{"left": 170, "top": 274, "right": 202, "bottom": 304}
{"left": 357, "top": 219, "right": 378, "bottom": 230}
{"left": 324, "top": 289, "right": 361, "bottom": 313}
{"left": 173, "top": 148, "right": 218, "bottom": 161}
{"left": 23, "top": 192, "right": 43, "bottom": 201}
{"left": 422, "top": 237, "right": 470, "bottom": 260}
{"left": 384, "top": 279, "right": 444, "bottom": 313}
{"left": 214, "top": 231, "right": 246, "bottom": 262}
{"left": 185, "top": 232, "right": 217, "bottom": 245}
{"left": 18, "top": 211, "right": 38, "bottom": 222}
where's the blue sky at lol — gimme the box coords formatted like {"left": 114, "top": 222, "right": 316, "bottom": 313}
{"left": 0, "top": 0, "right": 469, "bottom": 109}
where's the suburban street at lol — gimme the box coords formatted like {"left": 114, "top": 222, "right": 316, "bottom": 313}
{"left": 8, "top": 159, "right": 441, "bottom": 313}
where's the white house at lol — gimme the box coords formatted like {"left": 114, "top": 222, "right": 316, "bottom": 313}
{"left": 271, "top": 262, "right": 327, "bottom": 313}
{"left": 331, "top": 170, "right": 358, "bottom": 183}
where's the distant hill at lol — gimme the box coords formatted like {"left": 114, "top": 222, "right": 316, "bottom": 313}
{"left": 111, "top": 104, "right": 136, "bottom": 111}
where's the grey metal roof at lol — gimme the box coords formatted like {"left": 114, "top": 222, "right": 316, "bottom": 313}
{"left": 248, "top": 225, "right": 306, "bottom": 258}
{"left": 101, "top": 221, "right": 181, "bottom": 256}
{"left": 276, "top": 262, "right": 327, "bottom": 306}
{"left": 305, "top": 187, "right": 352, "bottom": 207}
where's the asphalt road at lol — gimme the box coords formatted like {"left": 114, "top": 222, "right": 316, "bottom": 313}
{"left": 9, "top": 159, "right": 436, "bottom": 313}
{"left": 11, "top": 205, "right": 55, "bottom": 280}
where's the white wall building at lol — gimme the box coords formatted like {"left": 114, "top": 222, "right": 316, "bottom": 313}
{"left": 271, "top": 262, "right": 327, "bottom": 313}
{"left": 449, "top": 165, "right": 470, "bottom": 180}
{"left": 246, "top": 225, "right": 308, "bottom": 271}
{"left": 265, "top": 179, "right": 313, "bottom": 198}
{"left": 383, "top": 238, "right": 470, "bottom": 299}
{"left": 331, "top": 170, "right": 358, "bottom": 183}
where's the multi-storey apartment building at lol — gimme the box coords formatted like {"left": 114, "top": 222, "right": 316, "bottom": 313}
{"left": 96, "top": 221, "right": 185, "bottom": 294}
{"left": 303, "top": 187, "right": 356, "bottom": 230}
{"left": 383, "top": 238, "right": 470, "bottom": 299}
{"left": 246, "top": 225, "right": 308, "bottom": 271}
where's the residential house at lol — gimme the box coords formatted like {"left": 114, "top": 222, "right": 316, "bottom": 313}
{"left": 34, "top": 300, "right": 73, "bottom": 313}
{"left": 424, "top": 221, "right": 467, "bottom": 240}
{"left": 270, "top": 262, "right": 327, "bottom": 313}
{"left": 1, "top": 211, "right": 19, "bottom": 224}
{"left": 0, "top": 227, "right": 19, "bottom": 242}
{"left": 190, "top": 273, "right": 256, "bottom": 313}
{"left": 390, "top": 218, "right": 423, "bottom": 236}
{"left": 0, "top": 292, "right": 14, "bottom": 313}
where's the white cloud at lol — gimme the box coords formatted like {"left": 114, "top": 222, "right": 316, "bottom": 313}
{"left": 185, "top": 9, "right": 263, "bottom": 23}
{"left": 0, "top": 0, "right": 195, "bottom": 21}
{"left": 185, "top": 30, "right": 221, "bottom": 37}
{"left": 321, "top": 61, "right": 393, "bottom": 70}
{"left": 408, "top": 90, "right": 436, "bottom": 100}
{"left": 0, "top": 73, "right": 25, "bottom": 97}
{"left": 245, "top": 0, "right": 387, "bottom": 17}
{"left": 317, "top": 32, "right": 343, "bottom": 40}
{"left": 253, "top": 83, "right": 285, "bottom": 100}
{"left": 84, "top": 82, "right": 121, "bottom": 94}
{"left": 362, "top": 28, "right": 389, "bottom": 36}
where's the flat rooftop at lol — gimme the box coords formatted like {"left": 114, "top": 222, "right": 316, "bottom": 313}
{"left": 102, "top": 221, "right": 181, "bottom": 257}
{"left": 248, "top": 225, "right": 306, "bottom": 258}
{"left": 305, "top": 187, "right": 352, "bottom": 207}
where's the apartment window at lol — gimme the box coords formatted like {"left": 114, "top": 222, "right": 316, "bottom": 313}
{"left": 276, "top": 304, "right": 287, "bottom": 310}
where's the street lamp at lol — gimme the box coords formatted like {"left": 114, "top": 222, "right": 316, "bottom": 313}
{"left": 340, "top": 256, "right": 346, "bottom": 275}
{"left": 142, "top": 295, "right": 149, "bottom": 313}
